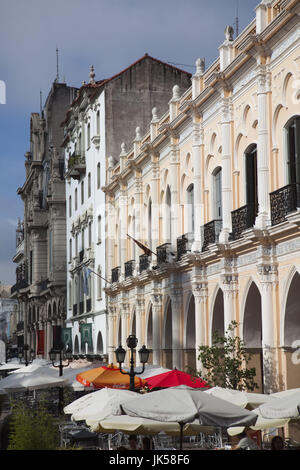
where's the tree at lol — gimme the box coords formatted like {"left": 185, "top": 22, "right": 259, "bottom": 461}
{"left": 197, "top": 321, "right": 258, "bottom": 391}
{"left": 7, "top": 398, "right": 59, "bottom": 450}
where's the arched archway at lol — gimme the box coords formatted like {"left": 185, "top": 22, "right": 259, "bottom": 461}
{"left": 243, "top": 282, "right": 263, "bottom": 392}
{"left": 284, "top": 272, "right": 300, "bottom": 389}
{"left": 211, "top": 288, "right": 224, "bottom": 340}
{"left": 185, "top": 294, "right": 196, "bottom": 371}
{"left": 96, "top": 331, "right": 104, "bottom": 354}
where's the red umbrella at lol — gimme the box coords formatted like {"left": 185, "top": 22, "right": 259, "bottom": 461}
{"left": 145, "top": 369, "right": 209, "bottom": 390}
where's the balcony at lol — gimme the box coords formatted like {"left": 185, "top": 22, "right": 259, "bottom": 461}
{"left": 177, "top": 233, "right": 193, "bottom": 260}
{"left": 125, "top": 260, "right": 135, "bottom": 278}
{"left": 67, "top": 153, "right": 86, "bottom": 180}
{"left": 156, "top": 243, "right": 174, "bottom": 265}
{"left": 202, "top": 220, "right": 222, "bottom": 251}
{"left": 111, "top": 266, "right": 120, "bottom": 283}
{"left": 139, "top": 254, "right": 150, "bottom": 273}
{"left": 270, "top": 183, "right": 300, "bottom": 226}
{"left": 230, "top": 203, "right": 257, "bottom": 241}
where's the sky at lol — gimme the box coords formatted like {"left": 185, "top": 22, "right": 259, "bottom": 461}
{"left": 0, "top": 0, "right": 259, "bottom": 285}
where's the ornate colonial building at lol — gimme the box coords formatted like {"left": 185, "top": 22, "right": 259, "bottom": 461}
{"left": 62, "top": 56, "right": 191, "bottom": 357}
{"left": 104, "top": 0, "right": 300, "bottom": 399}
{"left": 11, "top": 81, "right": 77, "bottom": 358}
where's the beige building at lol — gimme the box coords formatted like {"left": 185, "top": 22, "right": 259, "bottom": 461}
{"left": 104, "top": 0, "right": 300, "bottom": 403}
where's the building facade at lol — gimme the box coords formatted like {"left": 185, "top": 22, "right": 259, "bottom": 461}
{"left": 11, "top": 81, "right": 77, "bottom": 358}
{"left": 105, "top": 0, "right": 300, "bottom": 400}
{"left": 62, "top": 56, "right": 191, "bottom": 358}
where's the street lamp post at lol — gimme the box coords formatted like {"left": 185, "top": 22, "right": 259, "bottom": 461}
{"left": 18, "top": 344, "right": 34, "bottom": 366}
{"left": 49, "top": 344, "right": 73, "bottom": 414}
{"left": 49, "top": 344, "right": 73, "bottom": 376}
{"left": 115, "top": 334, "right": 150, "bottom": 392}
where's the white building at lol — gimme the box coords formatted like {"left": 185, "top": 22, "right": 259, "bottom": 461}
{"left": 62, "top": 56, "right": 191, "bottom": 358}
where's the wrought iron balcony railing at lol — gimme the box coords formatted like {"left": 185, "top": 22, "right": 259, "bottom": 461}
{"left": 230, "top": 203, "right": 257, "bottom": 241}
{"left": 125, "top": 260, "right": 135, "bottom": 278}
{"left": 270, "top": 183, "right": 300, "bottom": 226}
{"left": 156, "top": 243, "right": 171, "bottom": 265}
{"left": 112, "top": 266, "right": 120, "bottom": 283}
{"left": 177, "top": 233, "right": 193, "bottom": 260}
{"left": 139, "top": 254, "right": 150, "bottom": 273}
{"left": 202, "top": 219, "right": 222, "bottom": 251}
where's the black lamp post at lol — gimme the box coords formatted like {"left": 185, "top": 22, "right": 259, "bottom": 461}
{"left": 49, "top": 344, "right": 73, "bottom": 376}
{"left": 115, "top": 334, "right": 150, "bottom": 392}
{"left": 18, "top": 344, "right": 34, "bottom": 366}
{"left": 49, "top": 344, "right": 73, "bottom": 414}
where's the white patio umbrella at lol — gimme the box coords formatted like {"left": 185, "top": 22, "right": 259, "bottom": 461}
{"left": 120, "top": 385, "right": 258, "bottom": 449}
{"left": 0, "top": 360, "right": 24, "bottom": 372}
{"left": 64, "top": 387, "right": 136, "bottom": 422}
{"left": 0, "top": 367, "right": 68, "bottom": 392}
{"left": 89, "top": 413, "right": 216, "bottom": 437}
{"left": 204, "top": 386, "right": 274, "bottom": 410}
{"left": 257, "top": 389, "right": 300, "bottom": 420}
{"left": 138, "top": 365, "right": 171, "bottom": 379}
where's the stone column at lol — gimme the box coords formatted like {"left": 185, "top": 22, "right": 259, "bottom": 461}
{"left": 219, "top": 93, "right": 233, "bottom": 244}
{"left": 255, "top": 61, "right": 271, "bottom": 229}
{"left": 151, "top": 285, "right": 162, "bottom": 366}
{"left": 170, "top": 287, "right": 183, "bottom": 370}
{"left": 192, "top": 268, "right": 208, "bottom": 371}
{"left": 257, "top": 250, "right": 278, "bottom": 393}
{"left": 108, "top": 303, "right": 116, "bottom": 364}
{"left": 221, "top": 258, "right": 238, "bottom": 333}
{"left": 191, "top": 113, "right": 204, "bottom": 252}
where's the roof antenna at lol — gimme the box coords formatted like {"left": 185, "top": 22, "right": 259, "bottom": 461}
{"left": 56, "top": 46, "right": 60, "bottom": 82}
{"left": 234, "top": 0, "right": 239, "bottom": 38}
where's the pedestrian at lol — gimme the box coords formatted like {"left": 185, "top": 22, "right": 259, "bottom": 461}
{"left": 271, "top": 436, "right": 284, "bottom": 450}
{"left": 232, "top": 427, "right": 260, "bottom": 450}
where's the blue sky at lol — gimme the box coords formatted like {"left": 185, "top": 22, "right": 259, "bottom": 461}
{"left": 0, "top": 0, "right": 259, "bottom": 284}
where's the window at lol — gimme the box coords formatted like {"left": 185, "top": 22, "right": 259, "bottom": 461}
{"left": 186, "top": 184, "right": 194, "bottom": 232}
{"left": 88, "top": 221, "right": 92, "bottom": 246}
{"left": 165, "top": 185, "right": 171, "bottom": 243}
{"left": 98, "top": 215, "right": 102, "bottom": 243}
{"left": 69, "top": 238, "right": 72, "bottom": 262}
{"left": 75, "top": 233, "right": 78, "bottom": 256}
{"left": 148, "top": 198, "right": 152, "bottom": 249}
{"left": 81, "top": 181, "right": 84, "bottom": 205}
{"left": 88, "top": 172, "right": 91, "bottom": 198}
{"left": 213, "top": 167, "right": 222, "bottom": 219}
{"left": 245, "top": 145, "right": 258, "bottom": 214}
{"left": 75, "top": 188, "right": 78, "bottom": 211}
{"left": 97, "top": 162, "right": 101, "bottom": 189}
{"left": 69, "top": 195, "right": 72, "bottom": 217}
{"left": 96, "top": 110, "right": 100, "bottom": 135}
{"left": 81, "top": 228, "right": 85, "bottom": 251}
{"left": 286, "top": 116, "right": 300, "bottom": 184}
{"left": 87, "top": 123, "right": 91, "bottom": 148}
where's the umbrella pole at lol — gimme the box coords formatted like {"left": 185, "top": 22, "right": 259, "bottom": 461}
{"left": 179, "top": 422, "right": 184, "bottom": 451}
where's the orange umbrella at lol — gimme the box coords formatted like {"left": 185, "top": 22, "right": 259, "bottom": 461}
{"left": 76, "top": 364, "right": 146, "bottom": 390}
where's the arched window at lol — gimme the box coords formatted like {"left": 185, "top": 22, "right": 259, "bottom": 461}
{"left": 75, "top": 188, "right": 78, "bottom": 211}
{"left": 88, "top": 221, "right": 92, "bottom": 247}
{"left": 69, "top": 195, "right": 72, "bottom": 217}
{"left": 97, "top": 162, "right": 101, "bottom": 189}
{"left": 286, "top": 116, "right": 300, "bottom": 185}
{"left": 186, "top": 183, "right": 194, "bottom": 233}
{"left": 87, "top": 123, "right": 91, "bottom": 148}
{"left": 245, "top": 144, "right": 258, "bottom": 215}
{"left": 98, "top": 215, "right": 102, "bottom": 243}
{"left": 69, "top": 238, "right": 72, "bottom": 262}
{"left": 96, "top": 110, "right": 100, "bottom": 135}
{"left": 148, "top": 198, "right": 152, "bottom": 249}
{"left": 213, "top": 167, "right": 222, "bottom": 219}
{"left": 88, "top": 172, "right": 91, "bottom": 198}
{"left": 81, "top": 181, "right": 84, "bottom": 205}
{"left": 165, "top": 185, "right": 172, "bottom": 243}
